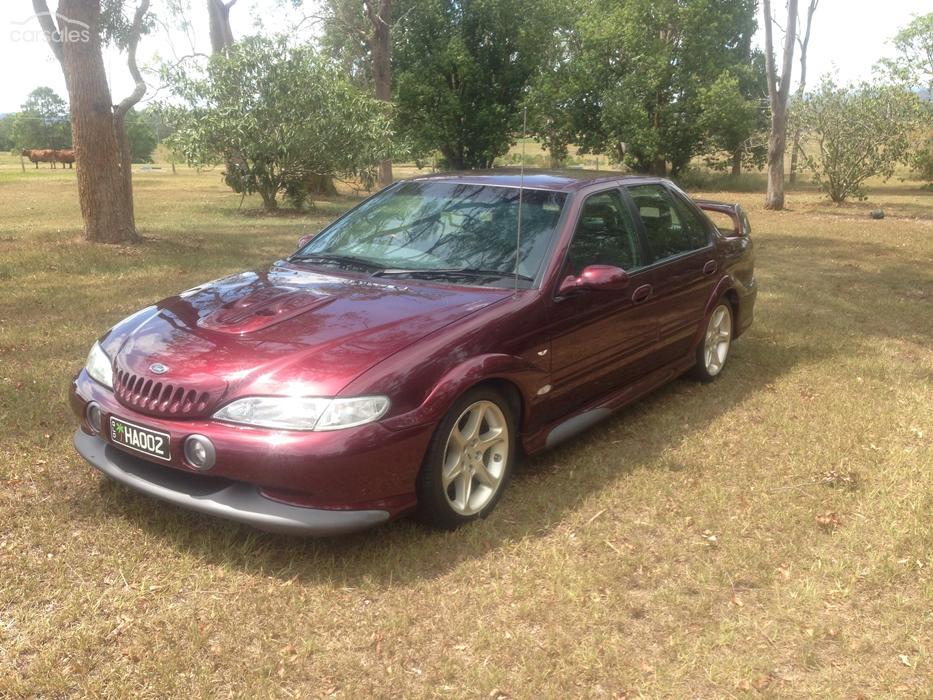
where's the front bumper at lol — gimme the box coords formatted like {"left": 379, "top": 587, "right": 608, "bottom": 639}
{"left": 74, "top": 430, "right": 390, "bottom": 535}
{"left": 70, "top": 370, "right": 431, "bottom": 513}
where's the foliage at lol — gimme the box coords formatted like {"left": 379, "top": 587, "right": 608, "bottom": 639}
{"left": 877, "top": 13, "right": 933, "bottom": 93}
{"left": 912, "top": 135, "right": 933, "bottom": 182}
{"left": 795, "top": 77, "right": 925, "bottom": 202}
{"left": 0, "top": 115, "right": 14, "bottom": 152}
{"left": 320, "top": 0, "right": 374, "bottom": 88}
{"left": 8, "top": 87, "right": 72, "bottom": 150}
{"left": 698, "top": 60, "right": 769, "bottom": 173}
{"left": 393, "top": 0, "right": 559, "bottom": 169}
{"left": 532, "top": 0, "right": 760, "bottom": 176}
{"left": 125, "top": 109, "right": 158, "bottom": 163}
{"left": 162, "top": 36, "right": 393, "bottom": 209}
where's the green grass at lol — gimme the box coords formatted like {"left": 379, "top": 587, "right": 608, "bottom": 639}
{"left": 0, "top": 153, "right": 931, "bottom": 697}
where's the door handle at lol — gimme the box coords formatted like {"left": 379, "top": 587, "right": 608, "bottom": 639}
{"left": 632, "top": 284, "right": 652, "bottom": 303}
{"left": 703, "top": 260, "right": 718, "bottom": 275}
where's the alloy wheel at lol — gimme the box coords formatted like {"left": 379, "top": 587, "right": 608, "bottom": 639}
{"left": 442, "top": 400, "right": 510, "bottom": 516}
{"left": 703, "top": 304, "right": 732, "bottom": 376}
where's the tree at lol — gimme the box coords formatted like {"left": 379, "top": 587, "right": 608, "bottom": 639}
{"left": 762, "top": 0, "right": 798, "bottom": 210}
{"left": 322, "top": 0, "right": 395, "bottom": 187}
{"left": 9, "top": 87, "right": 72, "bottom": 150}
{"left": 393, "top": 0, "right": 557, "bottom": 170}
{"left": 877, "top": 14, "right": 933, "bottom": 183}
{"left": 879, "top": 13, "right": 933, "bottom": 93}
{"left": 795, "top": 78, "right": 923, "bottom": 202}
{"left": 788, "top": 0, "right": 818, "bottom": 184}
{"left": 125, "top": 108, "right": 158, "bottom": 162}
{"left": 32, "top": 0, "right": 151, "bottom": 243}
{"left": 698, "top": 67, "right": 767, "bottom": 176}
{"left": 163, "top": 37, "right": 393, "bottom": 210}
{"left": 531, "top": 0, "right": 759, "bottom": 176}
{"left": 0, "top": 116, "right": 13, "bottom": 152}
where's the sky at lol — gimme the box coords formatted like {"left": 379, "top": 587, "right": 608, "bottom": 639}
{"left": 0, "top": 0, "right": 926, "bottom": 114}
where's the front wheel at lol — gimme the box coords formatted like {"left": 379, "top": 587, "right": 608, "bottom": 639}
{"left": 416, "top": 387, "right": 516, "bottom": 530}
{"left": 692, "top": 302, "right": 733, "bottom": 382}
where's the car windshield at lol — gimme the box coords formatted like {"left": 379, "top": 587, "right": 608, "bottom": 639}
{"left": 294, "top": 181, "right": 567, "bottom": 287}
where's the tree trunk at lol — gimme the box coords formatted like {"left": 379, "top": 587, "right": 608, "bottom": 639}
{"left": 307, "top": 174, "right": 337, "bottom": 196}
{"left": 652, "top": 157, "right": 667, "bottom": 177}
{"left": 56, "top": 0, "right": 138, "bottom": 243}
{"left": 368, "top": 0, "right": 393, "bottom": 188}
{"left": 765, "top": 100, "right": 787, "bottom": 210}
{"left": 762, "top": 0, "right": 798, "bottom": 211}
{"left": 207, "top": 0, "right": 235, "bottom": 54}
{"left": 259, "top": 188, "right": 278, "bottom": 210}
{"left": 788, "top": 131, "right": 801, "bottom": 184}
{"left": 731, "top": 149, "right": 742, "bottom": 176}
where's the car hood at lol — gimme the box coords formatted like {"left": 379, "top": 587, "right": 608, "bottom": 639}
{"left": 104, "top": 262, "right": 511, "bottom": 415}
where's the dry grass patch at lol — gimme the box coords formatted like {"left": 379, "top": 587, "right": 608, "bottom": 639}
{"left": 0, "top": 156, "right": 931, "bottom": 697}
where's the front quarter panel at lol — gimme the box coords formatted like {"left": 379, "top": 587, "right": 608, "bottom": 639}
{"left": 340, "top": 290, "right": 552, "bottom": 435}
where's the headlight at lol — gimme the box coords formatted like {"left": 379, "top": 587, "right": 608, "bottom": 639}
{"left": 212, "top": 396, "right": 389, "bottom": 431}
{"left": 85, "top": 341, "right": 114, "bottom": 389}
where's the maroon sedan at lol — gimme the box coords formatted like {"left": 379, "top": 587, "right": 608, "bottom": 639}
{"left": 71, "top": 171, "right": 756, "bottom": 535}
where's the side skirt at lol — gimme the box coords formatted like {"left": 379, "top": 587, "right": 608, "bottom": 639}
{"left": 524, "top": 355, "right": 695, "bottom": 453}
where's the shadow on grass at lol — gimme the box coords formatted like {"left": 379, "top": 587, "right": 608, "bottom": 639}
{"left": 82, "top": 323, "right": 826, "bottom": 588}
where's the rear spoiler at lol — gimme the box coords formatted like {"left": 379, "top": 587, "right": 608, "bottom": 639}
{"left": 693, "top": 199, "right": 751, "bottom": 238}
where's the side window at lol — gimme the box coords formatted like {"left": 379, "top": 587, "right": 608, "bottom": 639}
{"left": 627, "top": 184, "right": 709, "bottom": 263}
{"left": 564, "top": 189, "right": 643, "bottom": 277}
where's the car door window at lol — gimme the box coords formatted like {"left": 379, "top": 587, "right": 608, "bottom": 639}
{"left": 563, "top": 189, "right": 643, "bottom": 277}
{"left": 628, "top": 184, "right": 709, "bottom": 263}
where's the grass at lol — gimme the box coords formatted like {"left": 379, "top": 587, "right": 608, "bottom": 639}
{"left": 0, "top": 152, "right": 931, "bottom": 698}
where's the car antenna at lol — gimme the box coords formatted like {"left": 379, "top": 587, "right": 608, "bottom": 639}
{"left": 514, "top": 106, "right": 527, "bottom": 295}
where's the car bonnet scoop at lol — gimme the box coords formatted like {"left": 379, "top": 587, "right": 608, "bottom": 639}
{"left": 197, "top": 287, "right": 334, "bottom": 335}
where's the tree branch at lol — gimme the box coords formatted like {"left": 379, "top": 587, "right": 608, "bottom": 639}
{"left": 777, "top": 0, "right": 798, "bottom": 102}
{"left": 114, "top": 0, "right": 151, "bottom": 119}
{"left": 31, "top": 0, "right": 63, "bottom": 64}
{"left": 762, "top": 0, "right": 778, "bottom": 101}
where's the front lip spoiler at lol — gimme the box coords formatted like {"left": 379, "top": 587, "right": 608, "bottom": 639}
{"left": 73, "top": 430, "right": 390, "bottom": 536}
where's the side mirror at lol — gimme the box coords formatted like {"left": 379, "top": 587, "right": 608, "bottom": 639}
{"left": 558, "top": 264, "right": 629, "bottom": 296}
{"left": 297, "top": 233, "right": 314, "bottom": 250}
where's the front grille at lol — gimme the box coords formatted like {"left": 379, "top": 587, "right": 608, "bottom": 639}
{"left": 114, "top": 369, "right": 215, "bottom": 417}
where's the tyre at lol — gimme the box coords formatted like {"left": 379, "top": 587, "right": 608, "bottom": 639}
{"left": 692, "top": 302, "right": 733, "bottom": 382}
{"left": 416, "top": 386, "right": 516, "bottom": 529}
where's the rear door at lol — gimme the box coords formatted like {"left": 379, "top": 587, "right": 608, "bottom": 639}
{"left": 625, "top": 183, "right": 719, "bottom": 366}
{"left": 544, "top": 187, "right": 658, "bottom": 419}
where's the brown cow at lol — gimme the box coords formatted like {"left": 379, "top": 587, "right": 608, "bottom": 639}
{"left": 21, "top": 149, "right": 58, "bottom": 169}
{"left": 55, "top": 149, "right": 76, "bottom": 168}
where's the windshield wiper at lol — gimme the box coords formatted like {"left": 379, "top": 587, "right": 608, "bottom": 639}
{"left": 288, "top": 252, "right": 382, "bottom": 271}
{"left": 373, "top": 267, "right": 534, "bottom": 282}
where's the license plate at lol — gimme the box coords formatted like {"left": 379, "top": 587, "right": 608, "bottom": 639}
{"left": 110, "top": 417, "right": 171, "bottom": 461}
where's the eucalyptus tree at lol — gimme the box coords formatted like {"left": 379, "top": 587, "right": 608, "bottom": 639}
{"left": 32, "top": 0, "right": 152, "bottom": 242}
{"left": 761, "top": 0, "right": 798, "bottom": 210}
{"left": 321, "top": 0, "right": 395, "bottom": 186}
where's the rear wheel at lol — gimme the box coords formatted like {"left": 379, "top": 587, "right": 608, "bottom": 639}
{"left": 416, "top": 387, "right": 515, "bottom": 529}
{"left": 693, "top": 302, "right": 733, "bottom": 382}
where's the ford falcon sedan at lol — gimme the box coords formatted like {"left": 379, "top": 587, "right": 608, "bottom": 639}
{"left": 70, "top": 170, "right": 756, "bottom": 535}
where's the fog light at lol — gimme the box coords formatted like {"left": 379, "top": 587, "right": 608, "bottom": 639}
{"left": 184, "top": 434, "right": 216, "bottom": 471}
{"left": 86, "top": 402, "right": 102, "bottom": 434}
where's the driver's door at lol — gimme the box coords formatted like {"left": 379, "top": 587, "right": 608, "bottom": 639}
{"left": 543, "top": 188, "right": 659, "bottom": 420}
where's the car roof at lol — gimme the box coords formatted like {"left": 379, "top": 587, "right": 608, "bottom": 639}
{"left": 407, "top": 168, "right": 664, "bottom": 193}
